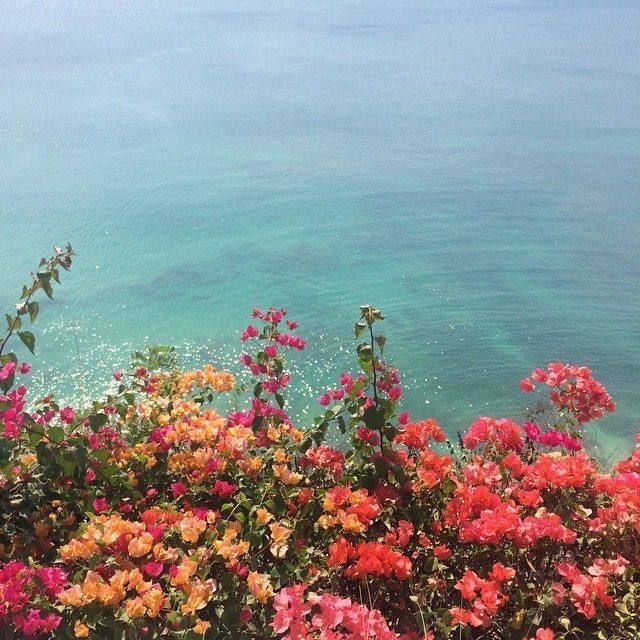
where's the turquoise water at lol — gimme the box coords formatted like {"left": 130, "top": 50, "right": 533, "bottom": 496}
{"left": 1, "top": 1, "right": 639, "bottom": 457}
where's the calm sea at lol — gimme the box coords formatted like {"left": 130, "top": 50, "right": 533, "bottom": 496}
{"left": 1, "top": 1, "right": 639, "bottom": 457}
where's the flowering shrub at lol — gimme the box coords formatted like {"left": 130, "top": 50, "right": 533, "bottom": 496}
{"left": 0, "top": 255, "right": 639, "bottom": 639}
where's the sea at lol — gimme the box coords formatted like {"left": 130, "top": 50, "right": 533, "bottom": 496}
{"left": 1, "top": 0, "right": 639, "bottom": 459}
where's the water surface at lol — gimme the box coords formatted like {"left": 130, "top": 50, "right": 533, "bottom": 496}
{"left": 1, "top": 1, "right": 639, "bottom": 457}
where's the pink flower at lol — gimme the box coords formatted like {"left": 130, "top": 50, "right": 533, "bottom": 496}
{"left": 357, "top": 427, "right": 380, "bottom": 446}
{"left": 340, "top": 372, "right": 353, "bottom": 388}
{"left": 92, "top": 497, "right": 108, "bottom": 513}
{"left": 264, "top": 345, "right": 277, "bottom": 358}
{"left": 37, "top": 567, "right": 68, "bottom": 596}
{"left": 170, "top": 481, "right": 187, "bottom": 498}
{"left": 0, "top": 361, "right": 17, "bottom": 381}
{"left": 531, "top": 368, "right": 548, "bottom": 382}
{"left": 523, "top": 422, "right": 541, "bottom": 439}
{"left": 241, "top": 325, "right": 260, "bottom": 341}
{"left": 142, "top": 561, "right": 164, "bottom": 577}
{"left": 388, "top": 386, "right": 402, "bottom": 401}
{"left": 19, "top": 363, "right": 31, "bottom": 375}
{"left": 212, "top": 480, "right": 237, "bottom": 498}
{"left": 317, "top": 394, "right": 331, "bottom": 406}
{"left": 59, "top": 407, "right": 74, "bottom": 424}
{"left": 16, "top": 610, "right": 62, "bottom": 637}
{"left": 113, "top": 371, "right": 123, "bottom": 381}
{"left": 520, "top": 377, "right": 535, "bottom": 392}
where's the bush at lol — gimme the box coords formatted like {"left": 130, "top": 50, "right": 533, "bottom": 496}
{"left": 0, "top": 252, "right": 638, "bottom": 640}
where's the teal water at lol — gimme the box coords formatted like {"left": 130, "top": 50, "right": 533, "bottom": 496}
{"left": 1, "top": 1, "right": 639, "bottom": 457}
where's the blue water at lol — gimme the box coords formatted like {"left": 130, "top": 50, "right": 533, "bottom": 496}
{"left": 1, "top": 1, "right": 639, "bottom": 457}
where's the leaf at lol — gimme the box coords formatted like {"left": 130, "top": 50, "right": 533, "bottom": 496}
{"left": 91, "top": 448, "right": 110, "bottom": 464}
{"left": 18, "top": 331, "right": 36, "bottom": 354}
{"left": 28, "top": 302, "right": 39, "bottom": 323}
{"left": 6, "top": 314, "right": 20, "bottom": 331}
{"left": 48, "top": 426, "right": 65, "bottom": 444}
{"left": 363, "top": 405, "right": 384, "bottom": 430}
{"left": 88, "top": 413, "right": 108, "bottom": 430}
{"left": 37, "top": 272, "right": 54, "bottom": 299}
{"left": 374, "top": 334, "right": 387, "bottom": 353}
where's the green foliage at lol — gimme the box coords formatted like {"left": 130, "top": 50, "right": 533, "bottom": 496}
{"left": 131, "top": 344, "right": 178, "bottom": 371}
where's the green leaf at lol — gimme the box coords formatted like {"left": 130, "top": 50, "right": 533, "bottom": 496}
{"left": 27, "top": 425, "right": 45, "bottom": 446}
{"left": 91, "top": 448, "right": 110, "bottom": 464}
{"left": 363, "top": 406, "right": 384, "bottom": 430}
{"left": 37, "top": 272, "right": 54, "bottom": 299}
{"left": 28, "top": 302, "right": 39, "bottom": 323}
{"left": 18, "top": 331, "right": 36, "bottom": 354}
{"left": 48, "top": 426, "right": 65, "bottom": 444}
{"left": 88, "top": 413, "right": 108, "bottom": 430}
{"left": 6, "top": 314, "right": 20, "bottom": 331}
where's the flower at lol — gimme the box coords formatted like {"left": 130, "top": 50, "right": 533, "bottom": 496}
{"left": 193, "top": 619, "right": 211, "bottom": 634}
{"left": 127, "top": 533, "right": 154, "bottom": 558}
{"left": 59, "top": 406, "right": 75, "bottom": 424}
{"left": 179, "top": 516, "right": 207, "bottom": 543}
{"left": 248, "top": 571, "right": 274, "bottom": 604}
{"left": 532, "top": 630, "right": 554, "bottom": 640}
{"left": 92, "top": 497, "right": 108, "bottom": 514}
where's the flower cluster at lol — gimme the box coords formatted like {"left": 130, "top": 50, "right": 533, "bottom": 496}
{"left": 271, "top": 586, "right": 409, "bottom": 640}
{"left": 0, "top": 302, "right": 638, "bottom": 640}
{"left": 520, "top": 362, "right": 615, "bottom": 424}
{"left": 0, "top": 562, "right": 66, "bottom": 637}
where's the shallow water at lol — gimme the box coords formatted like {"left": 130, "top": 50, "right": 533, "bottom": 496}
{"left": 1, "top": 1, "right": 639, "bottom": 457}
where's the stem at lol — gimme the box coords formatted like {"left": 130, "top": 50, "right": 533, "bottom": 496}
{"left": 369, "top": 324, "right": 379, "bottom": 409}
{"left": 0, "top": 282, "right": 36, "bottom": 358}
{"left": 368, "top": 323, "right": 385, "bottom": 454}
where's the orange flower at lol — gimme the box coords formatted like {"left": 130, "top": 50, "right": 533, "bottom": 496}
{"left": 214, "top": 525, "right": 250, "bottom": 564}
{"left": 80, "top": 571, "right": 125, "bottom": 607}
{"left": 59, "top": 538, "right": 99, "bottom": 562}
{"left": 338, "top": 511, "right": 365, "bottom": 534}
{"left": 142, "top": 587, "right": 164, "bottom": 617}
{"left": 180, "top": 579, "right": 216, "bottom": 615}
{"left": 126, "top": 568, "right": 152, "bottom": 595}
{"left": 170, "top": 558, "right": 198, "bottom": 588}
{"left": 125, "top": 596, "right": 146, "bottom": 619}
{"left": 255, "top": 508, "right": 274, "bottom": 525}
{"left": 247, "top": 571, "right": 274, "bottom": 604}
{"left": 179, "top": 516, "right": 207, "bottom": 543}
{"left": 272, "top": 464, "right": 302, "bottom": 486}
{"left": 73, "top": 621, "right": 90, "bottom": 638}
{"left": 58, "top": 585, "right": 84, "bottom": 607}
{"left": 269, "top": 522, "right": 291, "bottom": 558}
{"left": 193, "top": 619, "right": 212, "bottom": 634}
{"left": 128, "top": 532, "right": 154, "bottom": 557}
